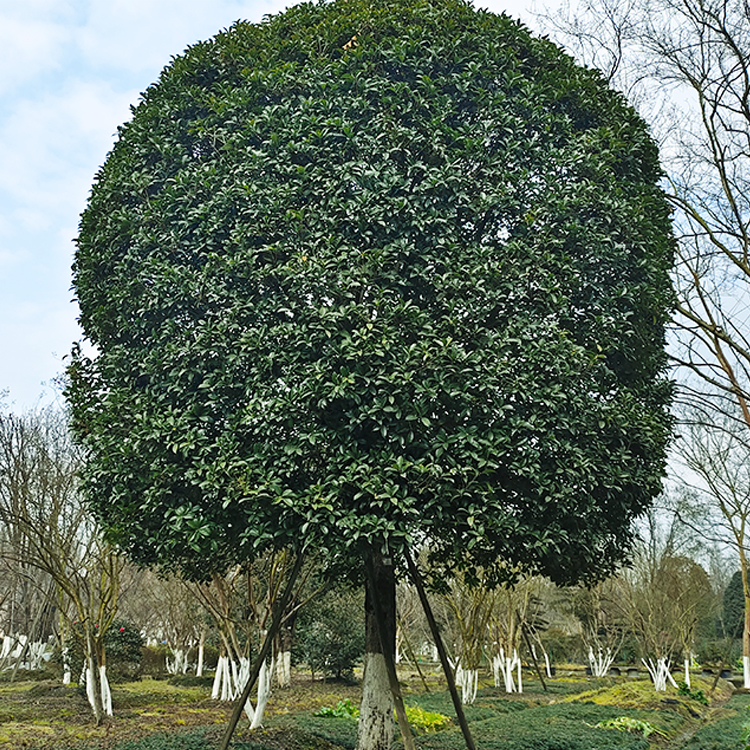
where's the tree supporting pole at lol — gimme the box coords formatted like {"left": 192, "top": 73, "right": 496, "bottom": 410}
{"left": 218, "top": 549, "right": 305, "bottom": 750}
{"left": 518, "top": 614, "right": 547, "bottom": 692}
{"left": 404, "top": 547, "right": 477, "bottom": 750}
{"left": 363, "top": 552, "right": 417, "bottom": 750}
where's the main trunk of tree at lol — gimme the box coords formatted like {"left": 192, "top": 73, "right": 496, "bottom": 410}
{"left": 356, "top": 552, "right": 395, "bottom": 750}
{"left": 740, "top": 552, "right": 750, "bottom": 688}
{"left": 84, "top": 627, "right": 105, "bottom": 725}
{"left": 276, "top": 619, "right": 294, "bottom": 688}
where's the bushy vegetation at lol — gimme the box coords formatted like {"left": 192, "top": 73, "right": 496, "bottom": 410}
{"left": 52, "top": 620, "right": 144, "bottom": 684}
{"left": 297, "top": 589, "right": 365, "bottom": 682}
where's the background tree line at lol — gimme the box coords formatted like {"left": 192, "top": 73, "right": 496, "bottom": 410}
{"left": 0, "top": 406, "right": 745, "bottom": 717}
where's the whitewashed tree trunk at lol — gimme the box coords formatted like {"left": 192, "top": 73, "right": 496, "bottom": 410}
{"left": 457, "top": 666, "right": 478, "bottom": 704}
{"left": 85, "top": 664, "right": 97, "bottom": 713}
{"left": 588, "top": 646, "right": 615, "bottom": 677}
{"left": 276, "top": 649, "right": 292, "bottom": 688}
{"left": 744, "top": 655, "right": 750, "bottom": 688}
{"left": 11, "top": 634, "right": 26, "bottom": 659}
{"left": 492, "top": 654, "right": 501, "bottom": 687}
{"left": 100, "top": 665, "right": 113, "bottom": 716}
{"left": 495, "top": 648, "right": 520, "bottom": 693}
{"left": 167, "top": 648, "right": 189, "bottom": 675}
{"left": 83, "top": 629, "right": 105, "bottom": 725}
{"left": 212, "top": 655, "right": 236, "bottom": 700}
{"left": 357, "top": 652, "right": 393, "bottom": 750}
{"left": 642, "top": 657, "right": 676, "bottom": 691}
{"left": 683, "top": 658, "right": 691, "bottom": 688}
{"left": 27, "top": 641, "right": 47, "bottom": 670}
{"left": 211, "top": 656, "right": 223, "bottom": 699}
{"left": 517, "top": 653, "right": 522, "bottom": 693}
{"left": 250, "top": 656, "right": 275, "bottom": 729}
{"left": 62, "top": 646, "right": 71, "bottom": 685}
{"left": 230, "top": 657, "right": 241, "bottom": 696}
{"left": 196, "top": 631, "right": 205, "bottom": 677}
{"left": 544, "top": 651, "right": 552, "bottom": 678}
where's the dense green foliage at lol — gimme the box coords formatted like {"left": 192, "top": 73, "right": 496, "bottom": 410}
{"left": 298, "top": 588, "right": 365, "bottom": 680}
{"left": 69, "top": 0, "right": 674, "bottom": 583}
{"left": 57, "top": 620, "right": 144, "bottom": 683}
{"left": 723, "top": 570, "right": 744, "bottom": 639}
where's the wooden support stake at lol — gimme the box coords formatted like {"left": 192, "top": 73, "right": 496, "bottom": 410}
{"left": 518, "top": 613, "right": 547, "bottom": 692}
{"left": 218, "top": 549, "right": 305, "bottom": 750}
{"left": 404, "top": 547, "right": 477, "bottom": 750}
{"left": 398, "top": 617, "right": 431, "bottom": 693}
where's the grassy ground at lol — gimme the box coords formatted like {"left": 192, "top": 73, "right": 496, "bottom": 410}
{"left": 0, "top": 669, "right": 745, "bottom": 750}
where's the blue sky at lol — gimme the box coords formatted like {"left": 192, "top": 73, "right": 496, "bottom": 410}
{"left": 0, "top": 0, "right": 535, "bottom": 412}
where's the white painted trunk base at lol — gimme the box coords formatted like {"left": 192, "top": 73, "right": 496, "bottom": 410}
{"left": 642, "top": 657, "right": 677, "bottom": 692}
{"left": 684, "top": 658, "right": 691, "bottom": 689}
{"left": 744, "top": 655, "right": 750, "bottom": 689}
{"left": 276, "top": 650, "right": 291, "bottom": 688}
{"left": 492, "top": 649, "right": 521, "bottom": 693}
{"left": 588, "top": 646, "right": 615, "bottom": 677}
{"left": 356, "top": 653, "right": 393, "bottom": 750}
{"left": 62, "top": 646, "right": 71, "bottom": 685}
{"left": 212, "top": 655, "right": 236, "bottom": 700}
{"left": 196, "top": 640, "right": 204, "bottom": 677}
{"left": 167, "top": 648, "right": 189, "bottom": 675}
{"left": 85, "top": 665, "right": 97, "bottom": 715}
{"left": 100, "top": 665, "right": 113, "bottom": 716}
{"left": 455, "top": 666, "right": 478, "bottom": 704}
{"left": 250, "top": 657, "right": 274, "bottom": 729}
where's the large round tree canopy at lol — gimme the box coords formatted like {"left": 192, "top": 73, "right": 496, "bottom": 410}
{"left": 69, "top": 0, "right": 674, "bottom": 583}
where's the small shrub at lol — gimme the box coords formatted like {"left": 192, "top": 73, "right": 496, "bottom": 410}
{"left": 141, "top": 644, "right": 168, "bottom": 676}
{"left": 106, "top": 621, "right": 145, "bottom": 682}
{"left": 678, "top": 681, "right": 709, "bottom": 705}
{"left": 314, "top": 699, "right": 359, "bottom": 719}
{"left": 53, "top": 619, "right": 143, "bottom": 683}
{"left": 595, "top": 716, "right": 666, "bottom": 738}
{"left": 404, "top": 704, "right": 451, "bottom": 733}
{"left": 297, "top": 588, "right": 365, "bottom": 682}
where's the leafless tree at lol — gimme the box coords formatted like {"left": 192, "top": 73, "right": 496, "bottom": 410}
{"left": 540, "top": 0, "right": 750, "bottom": 689}
{"left": 0, "top": 408, "right": 121, "bottom": 724}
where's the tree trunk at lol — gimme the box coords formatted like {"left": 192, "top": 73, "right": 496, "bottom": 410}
{"left": 250, "top": 655, "right": 274, "bottom": 729}
{"left": 84, "top": 626, "right": 105, "bottom": 725}
{"left": 276, "top": 618, "right": 294, "bottom": 688}
{"left": 357, "top": 552, "right": 395, "bottom": 750}
{"left": 740, "top": 551, "right": 750, "bottom": 688}
{"left": 196, "top": 629, "right": 205, "bottom": 677}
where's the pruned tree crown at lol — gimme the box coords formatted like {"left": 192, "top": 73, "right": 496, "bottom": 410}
{"left": 69, "top": 0, "right": 675, "bottom": 584}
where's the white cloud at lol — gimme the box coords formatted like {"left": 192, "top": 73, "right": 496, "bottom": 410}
{"left": 74, "top": 0, "right": 294, "bottom": 78}
{"left": 0, "top": 80, "right": 135, "bottom": 252}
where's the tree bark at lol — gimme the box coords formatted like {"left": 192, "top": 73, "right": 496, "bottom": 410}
{"left": 357, "top": 551, "right": 396, "bottom": 750}
{"left": 742, "top": 552, "right": 750, "bottom": 688}
{"left": 84, "top": 626, "right": 104, "bottom": 725}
